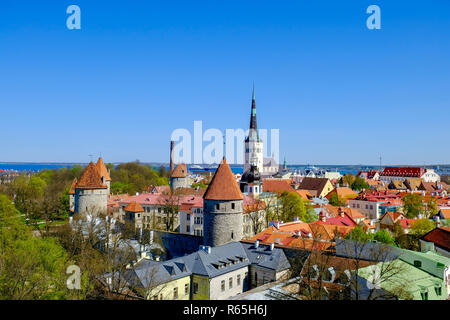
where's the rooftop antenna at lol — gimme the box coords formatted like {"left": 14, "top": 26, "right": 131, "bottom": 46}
{"left": 379, "top": 155, "right": 382, "bottom": 171}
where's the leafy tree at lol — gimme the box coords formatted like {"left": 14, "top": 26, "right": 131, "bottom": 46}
{"left": 191, "top": 182, "right": 207, "bottom": 189}
{"left": 410, "top": 218, "right": 435, "bottom": 238}
{"left": 373, "top": 229, "right": 396, "bottom": 245}
{"left": 328, "top": 192, "right": 345, "bottom": 206}
{"left": 402, "top": 193, "right": 424, "bottom": 218}
{"left": 424, "top": 197, "right": 439, "bottom": 218}
{"left": 351, "top": 177, "right": 369, "bottom": 191}
{"left": 341, "top": 174, "right": 356, "bottom": 187}
{"left": 345, "top": 226, "right": 373, "bottom": 242}
{"left": 278, "top": 191, "right": 316, "bottom": 223}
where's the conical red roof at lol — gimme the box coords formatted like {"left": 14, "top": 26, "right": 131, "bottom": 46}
{"left": 96, "top": 157, "right": 111, "bottom": 181}
{"left": 76, "top": 162, "right": 107, "bottom": 189}
{"left": 171, "top": 163, "right": 188, "bottom": 178}
{"left": 203, "top": 158, "right": 243, "bottom": 201}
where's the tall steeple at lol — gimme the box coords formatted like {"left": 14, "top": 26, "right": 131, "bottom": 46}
{"left": 247, "top": 84, "right": 259, "bottom": 142}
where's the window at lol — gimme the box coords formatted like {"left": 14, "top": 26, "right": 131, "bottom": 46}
{"left": 187, "top": 214, "right": 190, "bottom": 221}
{"left": 185, "top": 283, "right": 189, "bottom": 295}
{"left": 420, "top": 290, "right": 428, "bottom": 300}
{"left": 173, "top": 287, "right": 178, "bottom": 299}
{"left": 229, "top": 277, "right": 233, "bottom": 289}
{"left": 159, "top": 293, "right": 163, "bottom": 300}
{"left": 231, "top": 203, "right": 235, "bottom": 210}
{"left": 216, "top": 204, "right": 220, "bottom": 210}
{"left": 237, "top": 275, "right": 241, "bottom": 286}
{"left": 193, "top": 282, "right": 198, "bottom": 294}
{"left": 231, "top": 231, "right": 234, "bottom": 239}
{"left": 221, "top": 280, "right": 225, "bottom": 292}
{"left": 414, "top": 260, "right": 422, "bottom": 268}
{"left": 186, "top": 225, "right": 190, "bottom": 233}
{"left": 435, "top": 285, "right": 442, "bottom": 296}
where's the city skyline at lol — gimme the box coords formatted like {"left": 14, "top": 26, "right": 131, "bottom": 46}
{"left": 2, "top": 1, "right": 450, "bottom": 165}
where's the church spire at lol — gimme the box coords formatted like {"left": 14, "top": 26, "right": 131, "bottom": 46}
{"left": 248, "top": 84, "right": 259, "bottom": 141}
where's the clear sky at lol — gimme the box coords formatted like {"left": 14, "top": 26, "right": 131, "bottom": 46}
{"left": 1, "top": 1, "right": 449, "bottom": 165}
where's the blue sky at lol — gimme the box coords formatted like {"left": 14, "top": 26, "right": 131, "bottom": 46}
{"left": 1, "top": 1, "right": 449, "bottom": 165}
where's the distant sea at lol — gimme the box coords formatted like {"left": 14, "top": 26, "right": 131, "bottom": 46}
{"left": 1, "top": 163, "right": 448, "bottom": 176}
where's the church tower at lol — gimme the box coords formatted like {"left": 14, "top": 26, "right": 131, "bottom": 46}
{"left": 244, "top": 86, "right": 264, "bottom": 174}
{"left": 203, "top": 158, "right": 244, "bottom": 247}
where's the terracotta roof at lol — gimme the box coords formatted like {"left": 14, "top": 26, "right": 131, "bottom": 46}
{"left": 69, "top": 178, "right": 78, "bottom": 194}
{"left": 421, "top": 227, "right": 450, "bottom": 251}
{"left": 440, "top": 208, "right": 450, "bottom": 219}
{"left": 124, "top": 201, "right": 144, "bottom": 213}
{"left": 203, "top": 158, "right": 243, "bottom": 201}
{"left": 262, "top": 179, "right": 295, "bottom": 193}
{"left": 95, "top": 157, "right": 111, "bottom": 181}
{"left": 171, "top": 163, "right": 188, "bottom": 178}
{"left": 326, "top": 187, "right": 358, "bottom": 200}
{"left": 296, "top": 189, "right": 312, "bottom": 201}
{"left": 76, "top": 162, "right": 107, "bottom": 189}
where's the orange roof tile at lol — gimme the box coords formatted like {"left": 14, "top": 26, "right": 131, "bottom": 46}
{"left": 69, "top": 178, "right": 78, "bottom": 194}
{"left": 95, "top": 157, "right": 111, "bottom": 181}
{"left": 203, "top": 158, "right": 243, "bottom": 201}
{"left": 124, "top": 201, "right": 144, "bottom": 213}
{"left": 296, "top": 189, "right": 312, "bottom": 201}
{"left": 440, "top": 208, "right": 450, "bottom": 219}
{"left": 262, "top": 179, "right": 295, "bottom": 193}
{"left": 76, "top": 162, "right": 107, "bottom": 189}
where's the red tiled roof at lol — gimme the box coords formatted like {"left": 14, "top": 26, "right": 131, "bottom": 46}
{"left": 203, "top": 158, "right": 243, "bottom": 201}
{"left": 171, "top": 163, "right": 188, "bottom": 178}
{"left": 76, "top": 162, "right": 107, "bottom": 189}
{"left": 95, "top": 157, "right": 111, "bottom": 181}
{"left": 124, "top": 201, "right": 144, "bottom": 213}
{"left": 262, "top": 179, "right": 295, "bottom": 193}
{"left": 381, "top": 167, "right": 425, "bottom": 178}
{"left": 421, "top": 227, "right": 450, "bottom": 251}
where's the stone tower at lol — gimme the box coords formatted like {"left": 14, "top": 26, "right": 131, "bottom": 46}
{"left": 244, "top": 85, "right": 264, "bottom": 174}
{"left": 95, "top": 157, "right": 111, "bottom": 194}
{"left": 203, "top": 158, "right": 244, "bottom": 247}
{"left": 170, "top": 163, "right": 189, "bottom": 190}
{"left": 74, "top": 162, "right": 108, "bottom": 216}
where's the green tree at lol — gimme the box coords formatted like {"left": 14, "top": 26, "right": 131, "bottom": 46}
{"left": 279, "top": 191, "right": 316, "bottom": 223}
{"left": 402, "top": 193, "right": 424, "bottom": 218}
{"left": 410, "top": 218, "right": 435, "bottom": 238}
{"left": 424, "top": 197, "right": 439, "bottom": 218}
{"left": 328, "top": 192, "right": 345, "bottom": 206}
{"left": 373, "top": 229, "right": 396, "bottom": 245}
{"left": 351, "top": 177, "right": 369, "bottom": 191}
{"left": 344, "top": 225, "right": 373, "bottom": 242}
{"left": 341, "top": 174, "right": 356, "bottom": 187}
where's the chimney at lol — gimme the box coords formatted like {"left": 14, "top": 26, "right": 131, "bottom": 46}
{"left": 254, "top": 240, "right": 260, "bottom": 249}
{"left": 170, "top": 140, "right": 175, "bottom": 172}
{"left": 275, "top": 222, "right": 280, "bottom": 229}
{"left": 338, "top": 207, "right": 345, "bottom": 217}
{"left": 270, "top": 243, "right": 275, "bottom": 251}
{"left": 295, "top": 231, "right": 301, "bottom": 237}
{"left": 307, "top": 232, "right": 312, "bottom": 238}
